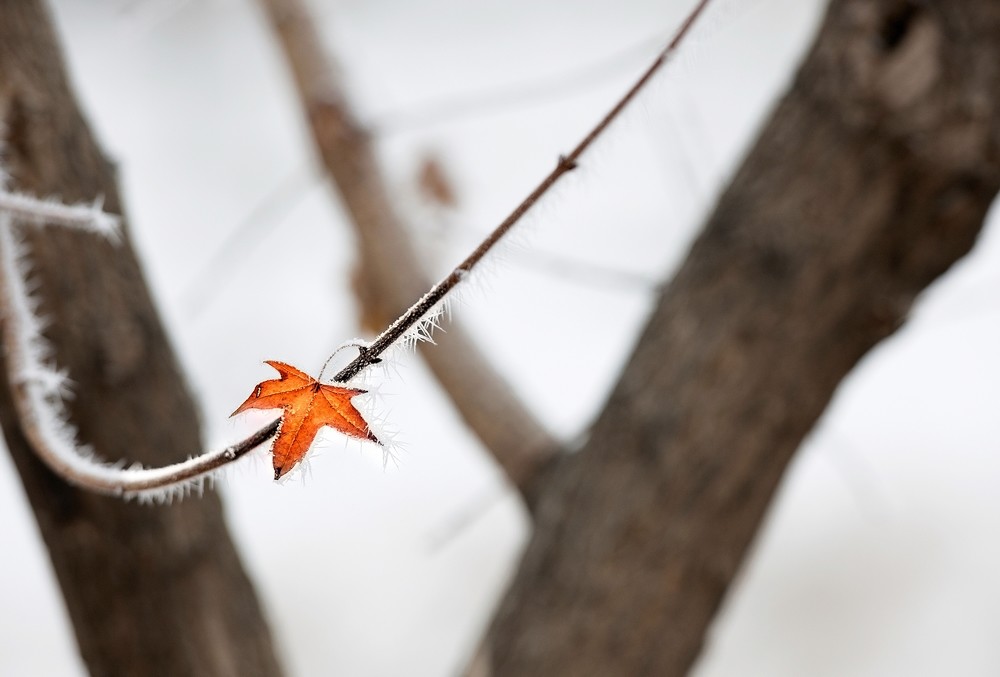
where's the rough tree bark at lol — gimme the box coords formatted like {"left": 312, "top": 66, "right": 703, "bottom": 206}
{"left": 0, "top": 3, "right": 283, "bottom": 676}
{"left": 490, "top": 0, "right": 1000, "bottom": 674}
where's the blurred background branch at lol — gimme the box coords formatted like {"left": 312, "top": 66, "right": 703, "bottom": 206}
{"left": 258, "top": 0, "right": 560, "bottom": 501}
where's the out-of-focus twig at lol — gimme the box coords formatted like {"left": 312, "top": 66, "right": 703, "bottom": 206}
{"left": 258, "top": 0, "right": 560, "bottom": 500}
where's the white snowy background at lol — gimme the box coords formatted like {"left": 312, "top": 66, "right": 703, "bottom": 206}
{"left": 2, "top": 0, "right": 1000, "bottom": 675}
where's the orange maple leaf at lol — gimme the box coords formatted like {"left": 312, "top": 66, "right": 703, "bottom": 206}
{"left": 232, "top": 360, "right": 380, "bottom": 480}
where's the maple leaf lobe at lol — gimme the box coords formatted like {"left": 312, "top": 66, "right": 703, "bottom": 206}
{"left": 232, "top": 360, "right": 379, "bottom": 480}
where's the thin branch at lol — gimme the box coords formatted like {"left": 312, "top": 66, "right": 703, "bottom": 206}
{"left": 260, "top": 0, "right": 561, "bottom": 497}
{"left": 0, "top": 194, "right": 278, "bottom": 500}
{"left": 259, "top": 1, "right": 713, "bottom": 485}
{"left": 0, "top": 190, "right": 120, "bottom": 238}
{"left": 183, "top": 161, "right": 663, "bottom": 322}
{"left": 183, "top": 6, "right": 716, "bottom": 325}
{"left": 1, "top": 0, "right": 711, "bottom": 500}
{"left": 0, "top": 2, "right": 285, "bottom": 663}
{"left": 328, "top": 0, "right": 712, "bottom": 383}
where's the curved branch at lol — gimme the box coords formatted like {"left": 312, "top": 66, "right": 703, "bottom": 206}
{"left": 0, "top": 2, "right": 284, "bottom": 669}
{"left": 2, "top": 0, "right": 710, "bottom": 501}
{"left": 283, "top": 0, "right": 710, "bottom": 382}
{"left": 331, "top": 0, "right": 702, "bottom": 379}
{"left": 260, "top": 0, "right": 711, "bottom": 500}
{"left": 0, "top": 214, "right": 280, "bottom": 500}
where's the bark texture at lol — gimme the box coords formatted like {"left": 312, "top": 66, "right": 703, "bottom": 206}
{"left": 490, "top": 1, "right": 1000, "bottom": 674}
{"left": 0, "top": 3, "right": 283, "bottom": 676}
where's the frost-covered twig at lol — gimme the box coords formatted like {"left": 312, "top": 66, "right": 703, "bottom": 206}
{"left": 261, "top": 0, "right": 710, "bottom": 502}
{"left": 264, "top": 0, "right": 557, "bottom": 496}
{"left": 330, "top": 0, "right": 713, "bottom": 384}
{"left": 0, "top": 191, "right": 120, "bottom": 239}
{"left": 0, "top": 0, "right": 711, "bottom": 500}
{"left": 0, "top": 198, "right": 277, "bottom": 501}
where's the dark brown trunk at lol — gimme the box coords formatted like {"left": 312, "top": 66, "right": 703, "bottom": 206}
{"left": 0, "top": 3, "right": 284, "bottom": 676}
{"left": 490, "top": 1, "right": 1000, "bottom": 674}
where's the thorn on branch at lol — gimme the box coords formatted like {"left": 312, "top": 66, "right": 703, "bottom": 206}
{"left": 558, "top": 154, "right": 579, "bottom": 171}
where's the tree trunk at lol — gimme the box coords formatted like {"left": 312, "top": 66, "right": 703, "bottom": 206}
{"left": 490, "top": 1, "right": 1000, "bottom": 674}
{"left": 0, "top": 3, "right": 284, "bottom": 676}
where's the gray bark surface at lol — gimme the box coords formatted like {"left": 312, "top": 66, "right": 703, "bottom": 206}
{"left": 490, "top": 1, "right": 1000, "bottom": 674}
{"left": 0, "top": 3, "right": 284, "bottom": 676}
